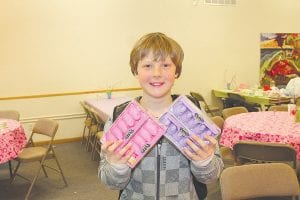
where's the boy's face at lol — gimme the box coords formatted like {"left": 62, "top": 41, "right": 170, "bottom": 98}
{"left": 136, "top": 53, "right": 177, "bottom": 99}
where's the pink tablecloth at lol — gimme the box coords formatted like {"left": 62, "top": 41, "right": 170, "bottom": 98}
{"left": 85, "top": 96, "right": 132, "bottom": 121}
{"left": 0, "top": 119, "right": 27, "bottom": 164}
{"left": 220, "top": 111, "right": 300, "bottom": 160}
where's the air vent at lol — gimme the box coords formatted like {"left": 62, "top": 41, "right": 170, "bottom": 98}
{"left": 204, "top": 0, "right": 236, "bottom": 5}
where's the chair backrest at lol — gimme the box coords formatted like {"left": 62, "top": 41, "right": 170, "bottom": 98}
{"left": 190, "top": 91, "right": 217, "bottom": 115}
{"left": 80, "top": 102, "right": 92, "bottom": 118}
{"left": 268, "top": 105, "right": 288, "bottom": 111}
{"left": 32, "top": 118, "right": 59, "bottom": 138}
{"left": 222, "top": 106, "right": 248, "bottom": 119}
{"left": 190, "top": 91, "right": 210, "bottom": 109}
{"left": 233, "top": 141, "right": 297, "bottom": 170}
{"left": 220, "top": 163, "right": 300, "bottom": 200}
{"left": 190, "top": 91, "right": 205, "bottom": 102}
{"left": 0, "top": 110, "right": 20, "bottom": 121}
{"left": 210, "top": 116, "right": 224, "bottom": 130}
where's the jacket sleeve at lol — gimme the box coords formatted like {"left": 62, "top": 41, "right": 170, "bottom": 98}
{"left": 98, "top": 118, "right": 131, "bottom": 190}
{"left": 190, "top": 144, "right": 224, "bottom": 184}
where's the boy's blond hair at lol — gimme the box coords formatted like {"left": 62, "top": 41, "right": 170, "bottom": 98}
{"left": 129, "top": 32, "right": 184, "bottom": 77}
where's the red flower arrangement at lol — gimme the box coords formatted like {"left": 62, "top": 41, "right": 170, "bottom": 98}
{"left": 267, "top": 59, "right": 297, "bottom": 77}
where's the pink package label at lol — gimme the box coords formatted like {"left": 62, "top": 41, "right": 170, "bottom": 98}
{"left": 159, "top": 95, "right": 221, "bottom": 157}
{"left": 101, "top": 100, "right": 166, "bottom": 168}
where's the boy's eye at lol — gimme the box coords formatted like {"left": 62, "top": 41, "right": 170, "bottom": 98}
{"left": 143, "top": 64, "right": 152, "bottom": 68}
{"left": 163, "top": 63, "right": 171, "bottom": 67}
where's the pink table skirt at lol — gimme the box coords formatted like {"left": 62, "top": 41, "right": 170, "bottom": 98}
{"left": 220, "top": 111, "right": 300, "bottom": 160}
{"left": 0, "top": 119, "right": 27, "bottom": 164}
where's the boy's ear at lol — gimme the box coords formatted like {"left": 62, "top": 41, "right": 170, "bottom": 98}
{"left": 175, "top": 73, "right": 179, "bottom": 79}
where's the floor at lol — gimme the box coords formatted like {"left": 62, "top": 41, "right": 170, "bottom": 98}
{"left": 0, "top": 142, "right": 223, "bottom": 200}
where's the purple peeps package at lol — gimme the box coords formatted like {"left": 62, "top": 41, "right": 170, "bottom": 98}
{"left": 101, "top": 100, "right": 166, "bottom": 168}
{"left": 159, "top": 95, "right": 221, "bottom": 157}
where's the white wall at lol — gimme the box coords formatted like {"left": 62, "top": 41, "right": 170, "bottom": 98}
{"left": 1, "top": 0, "right": 299, "bottom": 140}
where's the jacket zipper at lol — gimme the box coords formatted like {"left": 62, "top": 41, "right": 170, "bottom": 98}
{"left": 156, "top": 139, "right": 162, "bottom": 200}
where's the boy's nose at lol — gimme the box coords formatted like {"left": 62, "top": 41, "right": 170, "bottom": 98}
{"left": 153, "top": 65, "right": 162, "bottom": 76}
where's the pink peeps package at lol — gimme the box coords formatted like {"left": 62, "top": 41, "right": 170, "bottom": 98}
{"left": 159, "top": 95, "right": 220, "bottom": 157}
{"left": 101, "top": 100, "right": 166, "bottom": 168}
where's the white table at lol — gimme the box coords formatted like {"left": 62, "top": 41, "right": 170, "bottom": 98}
{"left": 84, "top": 96, "right": 132, "bottom": 121}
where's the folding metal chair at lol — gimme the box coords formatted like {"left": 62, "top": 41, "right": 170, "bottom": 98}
{"left": 190, "top": 91, "right": 220, "bottom": 116}
{"left": 233, "top": 140, "right": 297, "bottom": 172}
{"left": 220, "top": 163, "right": 300, "bottom": 200}
{"left": 11, "top": 118, "right": 68, "bottom": 200}
{"left": 222, "top": 106, "right": 248, "bottom": 119}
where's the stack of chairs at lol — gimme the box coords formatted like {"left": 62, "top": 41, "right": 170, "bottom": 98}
{"left": 80, "top": 102, "right": 104, "bottom": 160}
{"left": 80, "top": 102, "right": 93, "bottom": 146}
{"left": 90, "top": 111, "right": 104, "bottom": 161}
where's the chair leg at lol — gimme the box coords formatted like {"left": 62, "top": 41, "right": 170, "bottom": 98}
{"left": 10, "top": 161, "right": 21, "bottom": 184}
{"left": 85, "top": 128, "right": 92, "bottom": 151}
{"left": 52, "top": 153, "right": 68, "bottom": 186}
{"left": 8, "top": 160, "right": 13, "bottom": 179}
{"left": 81, "top": 125, "right": 87, "bottom": 145}
{"left": 24, "top": 162, "right": 45, "bottom": 200}
{"left": 81, "top": 116, "right": 89, "bottom": 146}
{"left": 91, "top": 136, "right": 98, "bottom": 160}
{"left": 40, "top": 160, "right": 48, "bottom": 177}
{"left": 87, "top": 131, "right": 96, "bottom": 153}
{"left": 94, "top": 141, "right": 101, "bottom": 161}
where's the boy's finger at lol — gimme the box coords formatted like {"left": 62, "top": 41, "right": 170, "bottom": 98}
{"left": 186, "top": 138, "right": 204, "bottom": 153}
{"left": 203, "top": 135, "right": 217, "bottom": 146}
{"left": 101, "top": 140, "right": 113, "bottom": 149}
{"left": 183, "top": 147, "right": 202, "bottom": 160}
{"left": 118, "top": 142, "right": 132, "bottom": 156}
{"left": 107, "top": 140, "right": 123, "bottom": 152}
{"left": 122, "top": 149, "right": 134, "bottom": 162}
{"left": 191, "top": 134, "right": 208, "bottom": 147}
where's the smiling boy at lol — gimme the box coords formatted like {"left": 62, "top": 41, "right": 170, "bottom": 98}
{"left": 99, "top": 32, "right": 223, "bottom": 200}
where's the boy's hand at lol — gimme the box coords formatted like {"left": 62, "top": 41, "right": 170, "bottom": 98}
{"left": 101, "top": 140, "right": 134, "bottom": 165}
{"left": 183, "top": 134, "right": 217, "bottom": 162}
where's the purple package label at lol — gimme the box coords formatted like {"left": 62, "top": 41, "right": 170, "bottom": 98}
{"left": 159, "top": 95, "right": 221, "bottom": 156}
{"left": 101, "top": 100, "right": 166, "bottom": 168}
